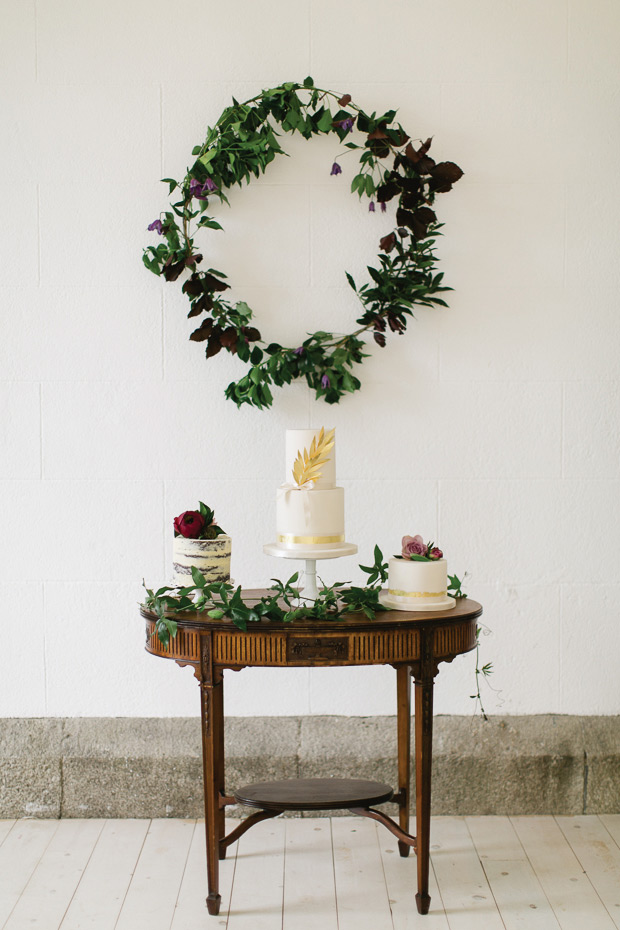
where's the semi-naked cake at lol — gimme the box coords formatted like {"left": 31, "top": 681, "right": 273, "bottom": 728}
{"left": 276, "top": 427, "right": 345, "bottom": 549}
{"left": 172, "top": 535, "right": 231, "bottom": 587}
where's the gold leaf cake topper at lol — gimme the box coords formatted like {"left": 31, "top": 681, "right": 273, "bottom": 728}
{"left": 292, "top": 427, "right": 335, "bottom": 488}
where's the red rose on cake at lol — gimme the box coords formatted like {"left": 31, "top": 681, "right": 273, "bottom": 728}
{"left": 174, "top": 510, "right": 205, "bottom": 539}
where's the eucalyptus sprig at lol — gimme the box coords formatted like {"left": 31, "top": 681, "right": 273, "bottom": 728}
{"left": 144, "top": 77, "right": 462, "bottom": 409}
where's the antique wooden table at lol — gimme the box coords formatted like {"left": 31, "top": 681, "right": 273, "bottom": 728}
{"left": 142, "top": 592, "right": 482, "bottom": 917}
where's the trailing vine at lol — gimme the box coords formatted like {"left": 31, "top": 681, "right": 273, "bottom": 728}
{"left": 144, "top": 77, "right": 463, "bottom": 409}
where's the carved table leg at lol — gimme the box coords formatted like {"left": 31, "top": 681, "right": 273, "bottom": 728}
{"left": 199, "top": 633, "right": 221, "bottom": 916}
{"left": 212, "top": 672, "right": 227, "bottom": 860}
{"left": 413, "top": 632, "right": 437, "bottom": 916}
{"left": 396, "top": 664, "right": 412, "bottom": 858}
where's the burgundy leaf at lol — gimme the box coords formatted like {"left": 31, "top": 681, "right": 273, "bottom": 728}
{"left": 220, "top": 327, "right": 238, "bottom": 348}
{"left": 388, "top": 313, "right": 405, "bottom": 333}
{"left": 429, "top": 161, "right": 463, "bottom": 184}
{"left": 401, "top": 191, "right": 424, "bottom": 211}
{"left": 187, "top": 292, "right": 214, "bottom": 318}
{"left": 396, "top": 207, "right": 417, "bottom": 229}
{"left": 206, "top": 335, "right": 223, "bottom": 358}
{"left": 415, "top": 206, "right": 437, "bottom": 226}
{"left": 399, "top": 177, "right": 422, "bottom": 194}
{"left": 182, "top": 275, "right": 204, "bottom": 297}
{"left": 243, "top": 326, "right": 261, "bottom": 342}
{"left": 376, "top": 181, "right": 399, "bottom": 203}
{"left": 379, "top": 233, "right": 397, "bottom": 253}
{"left": 338, "top": 94, "right": 352, "bottom": 106}
{"left": 373, "top": 331, "right": 386, "bottom": 347}
{"left": 189, "top": 318, "right": 213, "bottom": 342}
{"left": 415, "top": 155, "right": 436, "bottom": 175}
{"left": 163, "top": 258, "right": 186, "bottom": 282}
{"left": 428, "top": 161, "right": 464, "bottom": 192}
{"left": 203, "top": 272, "right": 230, "bottom": 292}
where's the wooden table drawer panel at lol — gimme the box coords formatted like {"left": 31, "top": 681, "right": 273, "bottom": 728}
{"left": 350, "top": 629, "right": 420, "bottom": 663}
{"left": 214, "top": 631, "right": 286, "bottom": 665}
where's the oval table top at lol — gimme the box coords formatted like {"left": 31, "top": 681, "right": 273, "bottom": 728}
{"left": 141, "top": 591, "right": 482, "bottom": 669}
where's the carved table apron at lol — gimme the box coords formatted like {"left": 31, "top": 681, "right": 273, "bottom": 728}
{"left": 142, "top": 592, "right": 482, "bottom": 917}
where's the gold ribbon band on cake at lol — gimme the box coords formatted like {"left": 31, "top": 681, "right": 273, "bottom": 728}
{"left": 277, "top": 533, "right": 345, "bottom": 545}
{"left": 388, "top": 589, "right": 444, "bottom": 598}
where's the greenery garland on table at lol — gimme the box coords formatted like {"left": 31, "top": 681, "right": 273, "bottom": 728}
{"left": 142, "top": 545, "right": 467, "bottom": 645}
{"left": 143, "top": 77, "right": 463, "bottom": 409}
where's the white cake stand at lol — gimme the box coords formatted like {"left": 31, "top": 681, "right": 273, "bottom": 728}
{"left": 263, "top": 542, "right": 358, "bottom": 601}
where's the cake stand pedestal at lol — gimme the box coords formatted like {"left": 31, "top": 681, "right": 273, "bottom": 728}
{"left": 263, "top": 542, "right": 358, "bottom": 601}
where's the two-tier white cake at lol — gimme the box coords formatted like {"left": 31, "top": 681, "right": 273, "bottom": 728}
{"left": 275, "top": 427, "right": 346, "bottom": 550}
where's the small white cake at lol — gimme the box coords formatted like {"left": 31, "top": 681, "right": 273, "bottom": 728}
{"left": 275, "top": 427, "right": 346, "bottom": 549}
{"left": 172, "top": 535, "right": 232, "bottom": 586}
{"left": 387, "top": 556, "right": 449, "bottom": 608}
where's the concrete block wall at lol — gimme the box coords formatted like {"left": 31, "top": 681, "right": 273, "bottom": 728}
{"left": 1, "top": 0, "right": 620, "bottom": 721}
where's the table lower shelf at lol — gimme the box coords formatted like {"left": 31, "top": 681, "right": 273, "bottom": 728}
{"left": 234, "top": 777, "right": 394, "bottom": 812}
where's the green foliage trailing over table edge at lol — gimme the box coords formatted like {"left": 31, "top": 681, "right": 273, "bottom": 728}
{"left": 143, "top": 77, "right": 463, "bottom": 409}
{"left": 142, "top": 545, "right": 467, "bottom": 646}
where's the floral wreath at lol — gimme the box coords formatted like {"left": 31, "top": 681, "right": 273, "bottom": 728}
{"left": 144, "top": 78, "right": 463, "bottom": 409}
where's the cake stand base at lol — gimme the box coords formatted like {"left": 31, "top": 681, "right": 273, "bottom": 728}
{"left": 378, "top": 590, "right": 457, "bottom": 612}
{"left": 263, "top": 542, "right": 358, "bottom": 601}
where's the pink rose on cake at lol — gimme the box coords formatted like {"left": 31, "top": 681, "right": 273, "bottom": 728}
{"left": 401, "top": 534, "right": 426, "bottom": 557}
{"left": 399, "top": 535, "right": 444, "bottom": 562}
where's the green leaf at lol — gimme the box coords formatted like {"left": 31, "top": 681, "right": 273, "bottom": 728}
{"left": 345, "top": 272, "right": 356, "bottom": 291}
{"left": 208, "top": 608, "right": 225, "bottom": 618}
{"left": 191, "top": 566, "right": 206, "bottom": 587}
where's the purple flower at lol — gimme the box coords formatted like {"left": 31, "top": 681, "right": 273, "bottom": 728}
{"left": 321, "top": 374, "right": 330, "bottom": 389}
{"left": 189, "top": 177, "right": 218, "bottom": 200}
{"left": 148, "top": 219, "right": 164, "bottom": 235}
{"left": 293, "top": 346, "right": 305, "bottom": 356}
{"left": 369, "top": 201, "right": 375, "bottom": 212}
{"left": 401, "top": 534, "right": 427, "bottom": 558}
{"left": 381, "top": 201, "right": 387, "bottom": 213}
{"left": 338, "top": 117, "right": 355, "bottom": 132}
{"left": 330, "top": 162, "right": 342, "bottom": 176}
{"left": 430, "top": 547, "right": 443, "bottom": 560}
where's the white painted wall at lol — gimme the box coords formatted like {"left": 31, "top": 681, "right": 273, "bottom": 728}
{"left": 1, "top": 0, "right": 619, "bottom": 718}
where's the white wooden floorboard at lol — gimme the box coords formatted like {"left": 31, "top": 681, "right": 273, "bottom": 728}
{"left": 429, "top": 816, "right": 505, "bottom": 930}
{"left": 170, "top": 818, "right": 238, "bottom": 930}
{"left": 282, "top": 817, "right": 338, "bottom": 930}
{"left": 378, "top": 824, "right": 449, "bottom": 929}
{"left": 511, "top": 816, "right": 617, "bottom": 930}
{"left": 466, "top": 815, "right": 528, "bottom": 861}
{"left": 3, "top": 819, "right": 104, "bottom": 930}
{"left": 0, "top": 822, "right": 15, "bottom": 847}
{"left": 331, "top": 816, "right": 394, "bottom": 930}
{"left": 58, "top": 819, "right": 150, "bottom": 930}
{"left": 601, "top": 816, "right": 620, "bottom": 850}
{"left": 226, "top": 816, "right": 286, "bottom": 930}
{"left": 467, "top": 815, "right": 562, "bottom": 929}
{"left": 556, "top": 816, "right": 620, "bottom": 929}
{"left": 114, "top": 818, "right": 195, "bottom": 930}
{"left": 0, "top": 820, "right": 59, "bottom": 929}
